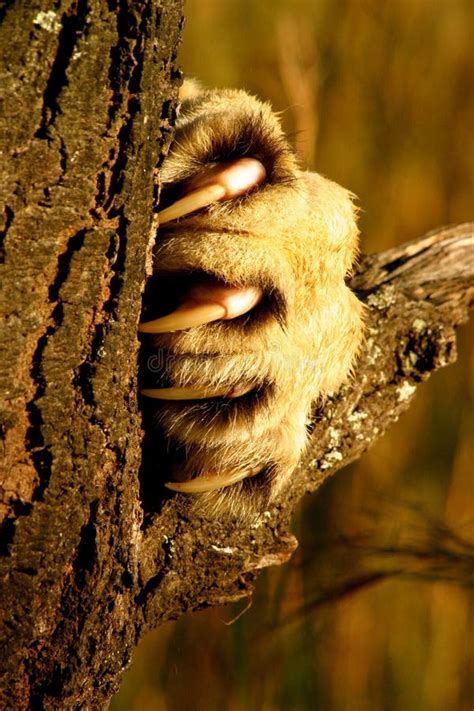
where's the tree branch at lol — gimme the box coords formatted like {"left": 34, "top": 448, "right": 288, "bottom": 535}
{"left": 134, "top": 224, "right": 473, "bottom": 646}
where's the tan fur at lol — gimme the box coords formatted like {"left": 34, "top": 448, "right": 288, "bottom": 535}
{"left": 144, "top": 82, "right": 364, "bottom": 520}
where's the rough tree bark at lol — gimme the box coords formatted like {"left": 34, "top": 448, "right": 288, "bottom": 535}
{"left": 0, "top": 1, "right": 183, "bottom": 707}
{"left": 0, "top": 2, "right": 472, "bottom": 709}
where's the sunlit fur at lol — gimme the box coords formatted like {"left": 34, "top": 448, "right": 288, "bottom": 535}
{"left": 146, "top": 82, "right": 364, "bottom": 520}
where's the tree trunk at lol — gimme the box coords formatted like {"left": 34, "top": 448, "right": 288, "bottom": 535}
{"left": 0, "top": 1, "right": 183, "bottom": 707}
{"left": 0, "top": 3, "right": 472, "bottom": 709}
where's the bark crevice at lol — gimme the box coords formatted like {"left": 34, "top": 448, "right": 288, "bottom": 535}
{"left": 34, "top": 1, "right": 89, "bottom": 142}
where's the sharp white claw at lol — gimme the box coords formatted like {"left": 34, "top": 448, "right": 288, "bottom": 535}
{"left": 138, "top": 302, "right": 226, "bottom": 333}
{"left": 140, "top": 383, "right": 254, "bottom": 400}
{"left": 140, "top": 386, "right": 228, "bottom": 400}
{"left": 158, "top": 184, "right": 226, "bottom": 224}
{"left": 138, "top": 285, "right": 263, "bottom": 333}
{"left": 158, "top": 157, "right": 266, "bottom": 225}
{"left": 164, "top": 469, "right": 253, "bottom": 493}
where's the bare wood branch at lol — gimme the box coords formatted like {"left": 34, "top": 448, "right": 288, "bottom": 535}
{"left": 134, "top": 225, "right": 473, "bottom": 649}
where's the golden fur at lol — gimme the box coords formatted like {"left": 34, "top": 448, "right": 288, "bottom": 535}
{"left": 143, "top": 82, "right": 364, "bottom": 519}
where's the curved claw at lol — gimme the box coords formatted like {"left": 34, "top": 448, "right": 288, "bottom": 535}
{"left": 158, "top": 157, "right": 266, "bottom": 225}
{"left": 140, "top": 383, "right": 254, "bottom": 401}
{"left": 157, "top": 183, "right": 226, "bottom": 224}
{"left": 140, "top": 386, "right": 228, "bottom": 400}
{"left": 138, "top": 285, "right": 263, "bottom": 334}
{"left": 165, "top": 469, "right": 253, "bottom": 494}
{"left": 138, "top": 302, "right": 226, "bottom": 333}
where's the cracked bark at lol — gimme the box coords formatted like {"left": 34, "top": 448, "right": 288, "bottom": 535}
{"left": 0, "top": 3, "right": 472, "bottom": 709}
{"left": 0, "top": 1, "right": 184, "bottom": 707}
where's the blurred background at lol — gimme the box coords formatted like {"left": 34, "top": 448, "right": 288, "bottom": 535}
{"left": 113, "top": 0, "right": 473, "bottom": 708}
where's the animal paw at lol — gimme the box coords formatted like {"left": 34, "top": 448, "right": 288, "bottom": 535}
{"left": 139, "top": 83, "right": 364, "bottom": 519}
